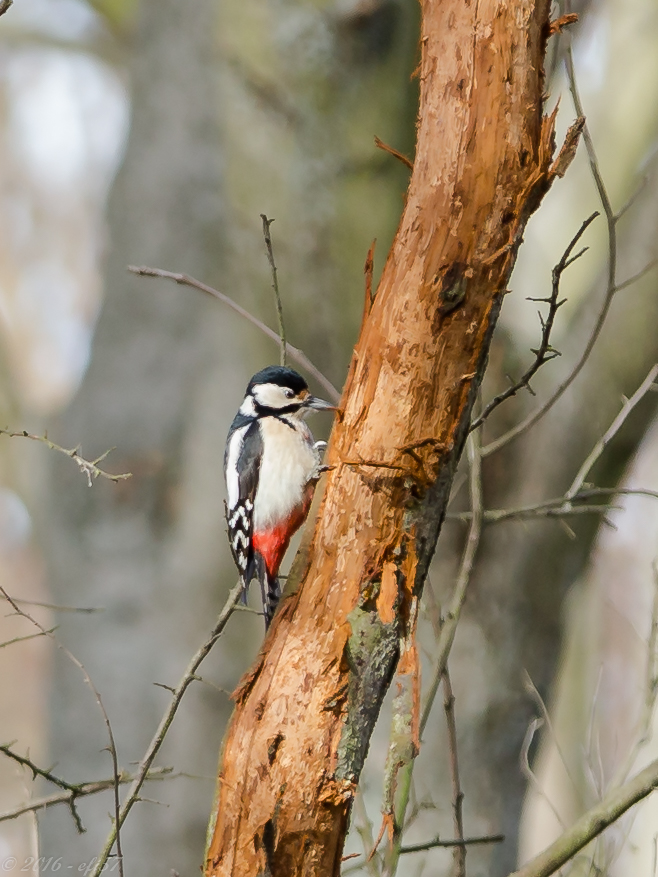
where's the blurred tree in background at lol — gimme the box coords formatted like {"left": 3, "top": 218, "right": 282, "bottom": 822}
{"left": 0, "top": 0, "right": 656, "bottom": 875}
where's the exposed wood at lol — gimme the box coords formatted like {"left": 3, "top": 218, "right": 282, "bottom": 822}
{"left": 205, "top": 1, "right": 577, "bottom": 874}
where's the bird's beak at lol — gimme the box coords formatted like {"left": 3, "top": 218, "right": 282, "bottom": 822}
{"left": 305, "top": 395, "right": 336, "bottom": 412}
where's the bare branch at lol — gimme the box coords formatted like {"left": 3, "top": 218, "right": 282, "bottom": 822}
{"left": 565, "top": 364, "right": 658, "bottom": 501}
{"left": 374, "top": 136, "right": 413, "bottom": 170}
{"left": 6, "top": 597, "right": 103, "bottom": 614}
{"left": 88, "top": 580, "right": 243, "bottom": 877}
{"left": 420, "top": 431, "right": 484, "bottom": 734}
{"left": 0, "top": 429, "right": 131, "bottom": 486}
{"left": 614, "top": 258, "right": 658, "bottom": 293}
{"left": 0, "top": 743, "right": 79, "bottom": 793}
{"left": 400, "top": 834, "right": 505, "bottom": 854}
{"left": 385, "top": 432, "right": 484, "bottom": 875}
{"left": 128, "top": 265, "right": 341, "bottom": 403}
{"left": 482, "top": 49, "right": 618, "bottom": 459}
{"left": 0, "top": 590, "right": 124, "bottom": 855}
{"left": 0, "top": 0, "right": 13, "bottom": 17}
{"left": 471, "top": 212, "right": 598, "bottom": 432}
{"left": 507, "top": 757, "right": 658, "bottom": 877}
{"left": 443, "top": 669, "right": 466, "bottom": 877}
{"left": 0, "top": 628, "right": 57, "bottom": 648}
{"left": 260, "top": 214, "right": 287, "bottom": 366}
{"left": 448, "top": 487, "right": 658, "bottom": 525}
{"left": 0, "top": 767, "right": 174, "bottom": 826}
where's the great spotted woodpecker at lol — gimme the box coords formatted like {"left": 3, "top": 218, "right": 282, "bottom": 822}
{"left": 224, "top": 365, "right": 334, "bottom": 627}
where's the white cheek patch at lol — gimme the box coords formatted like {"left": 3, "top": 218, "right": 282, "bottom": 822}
{"left": 253, "top": 383, "right": 292, "bottom": 409}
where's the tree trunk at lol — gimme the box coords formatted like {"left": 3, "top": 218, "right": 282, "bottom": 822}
{"left": 204, "top": 1, "right": 575, "bottom": 874}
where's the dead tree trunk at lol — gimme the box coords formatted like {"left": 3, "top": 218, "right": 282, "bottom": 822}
{"left": 205, "top": 1, "right": 578, "bottom": 873}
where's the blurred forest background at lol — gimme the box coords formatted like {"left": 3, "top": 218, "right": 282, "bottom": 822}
{"left": 0, "top": 0, "right": 657, "bottom": 875}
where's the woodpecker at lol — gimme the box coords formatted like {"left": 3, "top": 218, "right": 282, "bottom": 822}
{"left": 224, "top": 365, "right": 334, "bottom": 628}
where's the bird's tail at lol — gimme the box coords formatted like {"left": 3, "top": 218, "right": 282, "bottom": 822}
{"left": 256, "top": 555, "right": 280, "bottom": 629}
{"left": 241, "top": 555, "right": 257, "bottom": 605}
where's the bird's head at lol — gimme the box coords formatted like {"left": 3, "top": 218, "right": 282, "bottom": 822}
{"left": 242, "top": 365, "right": 335, "bottom": 418}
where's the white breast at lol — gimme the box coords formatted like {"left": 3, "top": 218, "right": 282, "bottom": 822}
{"left": 254, "top": 418, "right": 319, "bottom": 530}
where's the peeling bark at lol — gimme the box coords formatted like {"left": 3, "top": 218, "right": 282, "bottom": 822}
{"left": 205, "top": 1, "right": 577, "bottom": 874}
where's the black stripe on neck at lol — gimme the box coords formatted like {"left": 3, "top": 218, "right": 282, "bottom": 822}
{"left": 254, "top": 402, "right": 303, "bottom": 418}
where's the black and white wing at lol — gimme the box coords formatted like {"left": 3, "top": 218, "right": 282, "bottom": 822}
{"left": 224, "top": 418, "right": 262, "bottom": 593}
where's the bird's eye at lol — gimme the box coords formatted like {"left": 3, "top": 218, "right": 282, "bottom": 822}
{"left": 284, "top": 388, "right": 294, "bottom": 399}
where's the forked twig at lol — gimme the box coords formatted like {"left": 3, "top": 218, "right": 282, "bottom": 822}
{"left": 0, "top": 751, "right": 172, "bottom": 827}
{"left": 0, "top": 628, "right": 57, "bottom": 649}
{"left": 0, "top": 429, "right": 131, "bottom": 487}
{"left": 564, "top": 364, "right": 658, "bottom": 501}
{"left": 128, "top": 265, "right": 340, "bottom": 403}
{"left": 87, "top": 580, "right": 243, "bottom": 877}
{"left": 471, "top": 212, "right": 598, "bottom": 432}
{"left": 448, "top": 487, "right": 658, "bottom": 526}
{"left": 482, "top": 48, "right": 618, "bottom": 459}
{"left": 0, "top": 589, "right": 123, "bottom": 867}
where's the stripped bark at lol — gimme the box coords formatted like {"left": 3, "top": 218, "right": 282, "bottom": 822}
{"left": 205, "top": 1, "right": 578, "bottom": 873}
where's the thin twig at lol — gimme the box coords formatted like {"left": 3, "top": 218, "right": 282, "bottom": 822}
{"left": 0, "top": 0, "right": 13, "bottom": 17}
{"left": 0, "top": 628, "right": 57, "bottom": 648}
{"left": 88, "top": 581, "right": 243, "bottom": 877}
{"left": 520, "top": 718, "right": 567, "bottom": 831}
{"left": 7, "top": 597, "right": 103, "bottom": 614}
{"left": 353, "top": 788, "right": 382, "bottom": 877}
{"left": 420, "top": 431, "right": 484, "bottom": 734}
{"left": 400, "top": 834, "right": 505, "bottom": 854}
{"left": 0, "top": 768, "right": 174, "bottom": 826}
{"left": 260, "top": 214, "right": 287, "bottom": 366}
{"left": 384, "top": 431, "right": 484, "bottom": 876}
{"left": 0, "top": 743, "right": 80, "bottom": 793}
{"left": 443, "top": 669, "right": 466, "bottom": 877}
{"left": 374, "top": 136, "right": 414, "bottom": 170}
{"left": 523, "top": 672, "right": 584, "bottom": 808}
{"left": 610, "top": 560, "right": 658, "bottom": 788}
{"left": 128, "top": 266, "right": 340, "bottom": 403}
{"left": 0, "top": 429, "right": 131, "bottom": 487}
{"left": 482, "top": 49, "right": 617, "bottom": 459}
{"left": 447, "top": 487, "right": 658, "bottom": 525}
{"left": 471, "top": 212, "right": 598, "bottom": 432}
{"left": 507, "top": 756, "right": 658, "bottom": 877}
{"left": 0, "top": 589, "right": 123, "bottom": 863}
{"left": 564, "top": 364, "right": 658, "bottom": 501}
{"left": 614, "top": 258, "right": 658, "bottom": 292}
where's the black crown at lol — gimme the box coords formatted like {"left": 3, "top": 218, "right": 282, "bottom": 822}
{"left": 247, "top": 366, "right": 308, "bottom": 396}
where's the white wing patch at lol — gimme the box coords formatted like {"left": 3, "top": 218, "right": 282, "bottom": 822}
{"left": 225, "top": 426, "right": 248, "bottom": 509}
